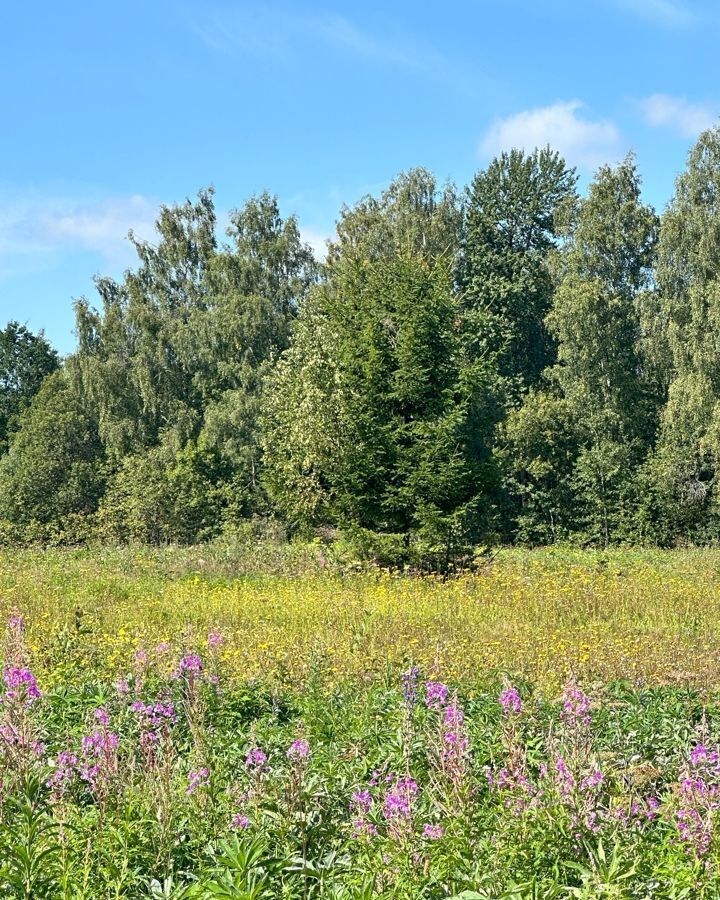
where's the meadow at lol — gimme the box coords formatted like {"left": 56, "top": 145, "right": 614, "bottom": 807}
{"left": 3, "top": 545, "right": 720, "bottom": 897}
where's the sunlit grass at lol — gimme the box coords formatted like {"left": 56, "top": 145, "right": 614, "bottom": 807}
{"left": 3, "top": 544, "right": 720, "bottom": 691}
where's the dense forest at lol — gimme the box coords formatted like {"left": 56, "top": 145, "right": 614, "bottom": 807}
{"left": 4, "top": 127, "right": 720, "bottom": 563}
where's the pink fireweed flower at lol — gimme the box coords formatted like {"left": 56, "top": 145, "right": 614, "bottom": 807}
{"left": 178, "top": 654, "right": 203, "bottom": 677}
{"left": 581, "top": 770, "right": 604, "bottom": 791}
{"left": 422, "top": 823, "right": 445, "bottom": 840}
{"left": 425, "top": 681, "right": 449, "bottom": 709}
{"left": 554, "top": 755, "right": 575, "bottom": 798}
{"left": 8, "top": 615, "right": 25, "bottom": 634}
{"left": 94, "top": 707, "right": 110, "bottom": 726}
{"left": 47, "top": 750, "right": 78, "bottom": 793}
{"left": 2, "top": 667, "right": 40, "bottom": 704}
{"left": 383, "top": 777, "right": 418, "bottom": 820}
{"left": 231, "top": 813, "right": 250, "bottom": 830}
{"left": 245, "top": 748, "right": 267, "bottom": 770}
{"left": 499, "top": 686, "right": 522, "bottom": 716}
{"left": 561, "top": 683, "right": 591, "bottom": 728}
{"left": 79, "top": 730, "right": 119, "bottom": 791}
{"left": 287, "top": 739, "right": 310, "bottom": 760}
{"left": 207, "top": 631, "right": 224, "bottom": 649}
{"left": 350, "top": 789, "right": 373, "bottom": 814}
{"left": 352, "top": 819, "right": 378, "bottom": 840}
{"left": 186, "top": 768, "right": 210, "bottom": 795}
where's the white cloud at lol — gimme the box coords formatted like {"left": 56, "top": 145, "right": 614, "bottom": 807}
{"left": 0, "top": 192, "right": 159, "bottom": 281}
{"left": 613, "top": 0, "right": 696, "bottom": 26}
{"left": 38, "top": 196, "right": 158, "bottom": 263}
{"left": 300, "top": 227, "right": 331, "bottom": 262}
{"left": 639, "top": 94, "right": 717, "bottom": 137}
{"left": 480, "top": 101, "right": 622, "bottom": 169}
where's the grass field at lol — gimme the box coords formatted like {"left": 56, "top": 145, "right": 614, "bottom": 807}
{"left": 5, "top": 544, "right": 720, "bottom": 689}
{"left": 3, "top": 545, "right": 720, "bottom": 897}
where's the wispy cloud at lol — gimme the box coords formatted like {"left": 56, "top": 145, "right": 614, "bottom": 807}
{"left": 193, "top": 7, "right": 479, "bottom": 89}
{"left": 612, "top": 0, "right": 697, "bottom": 26}
{"left": 0, "top": 192, "right": 159, "bottom": 281}
{"left": 639, "top": 94, "right": 718, "bottom": 137}
{"left": 480, "top": 101, "right": 622, "bottom": 170}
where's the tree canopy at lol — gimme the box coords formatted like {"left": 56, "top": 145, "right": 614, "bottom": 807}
{"left": 7, "top": 132, "right": 720, "bottom": 560}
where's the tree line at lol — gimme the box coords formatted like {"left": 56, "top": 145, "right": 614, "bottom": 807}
{"left": 4, "top": 128, "right": 720, "bottom": 563}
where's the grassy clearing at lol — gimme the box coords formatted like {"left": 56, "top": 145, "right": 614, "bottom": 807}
{"left": 4, "top": 544, "right": 720, "bottom": 690}
{"left": 3, "top": 546, "right": 720, "bottom": 896}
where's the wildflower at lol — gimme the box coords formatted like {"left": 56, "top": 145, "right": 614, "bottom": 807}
{"left": 94, "top": 707, "right": 110, "bottom": 726}
{"left": 287, "top": 739, "right": 310, "bottom": 760}
{"left": 402, "top": 666, "right": 420, "bottom": 709}
{"left": 207, "top": 631, "right": 224, "bottom": 649}
{"left": 554, "top": 755, "right": 575, "bottom": 798}
{"left": 499, "top": 685, "right": 522, "bottom": 716}
{"left": 422, "top": 823, "right": 445, "bottom": 840}
{"left": 561, "top": 683, "right": 591, "bottom": 728}
{"left": 79, "top": 730, "right": 119, "bottom": 793}
{"left": 352, "top": 820, "right": 378, "bottom": 840}
{"left": 383, "top": 777, "right": 418, "bottom": 820}
{"left": 350, "top": 789, "right": 373, "bottom": 814}
{"left": 231, "top": 813, "right": 250, "bottom": 830}
{"left": 581, "top": 770, "right": 604, "bottom": 791}
{"left": 245, "top": 747, "right": 267, "bottom": 770}
{"left": 186, "top": 768, "right": 210, "bottom": 795}
{"left": 47, "top": 750, "right": 78, "bottom": 793}
{"left": 178, "top": 654, "right": 203, "bottom": 677}
{"left": 3, "top": 667, "right": 40, "bottom": 704}
{"left": 425, "top": 681, "right": 449, "bottom": 709}
{"left": 8, "top": 615, "right": 25, "bottom": 634}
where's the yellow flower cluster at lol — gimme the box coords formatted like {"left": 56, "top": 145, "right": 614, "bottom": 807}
{"left": 2, "top": 545, "right": 720, "bottom": 691}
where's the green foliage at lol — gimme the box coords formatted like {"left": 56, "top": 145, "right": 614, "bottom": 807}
{"left": 0, "top": 370, "right": 105, "bottom": 530}
{"left": 263, "top": 171, "right": 501, "bottom": 566}
{"left": 11, "top": 129, "right": 720, "bottom": 553}
{"left": 97, "top": 444, "right": 224, "bottom": 544}
{"left": 460, "top": 147, "right": 577, "bottom": 390}
{"left": 0, "top": 322, "right": 58, "bottom": 451}
{"left": 500, "top": 392, "right": 580, "bottom": 544}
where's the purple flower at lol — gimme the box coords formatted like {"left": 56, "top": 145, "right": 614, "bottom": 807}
{"left": 179, "top": 653, "right": 203, "bottom": 677}
{"left": 94, "top": 707, "right": 110, "bottom": 726}
{"left": 383, "top": 777, "right": 418, "bottom": 819}
{"left": 499, "top": 686, "right": 522, "bottom": 716}
{"left": 561, "top": 683, "right": 591, "bottom": 727}
{"left": 245, "top": 748, "right": 267, "bottom": 770}
{"left": 425, "top": 682, "right": 449, "bottom": 709}
{"left": 3, "top": 667, "right": 40, "bottom": 704}
{"left": 402, "top": 666, "right": 420, "bottom": 708}
{"left": 231, "top": 813, "right": 250, "bottom": 830}
{"left": 350, "top": 789, "right": 373, "bottom": 814}
{"left": 47, "top": 750, "right": 78, "bottom": 792}
{"left": 8, "top": 615, "right": 25, "bottom": 634}
{"left": 581, "top": 770, "right": 604, "bottom": 791}
{"left": 555, "top": 755, "right": 575, "bottom": 798}
{"left": 422, "top": 823, "right": 445, "bottom": 840}
{"left": 186, "top": 768, "right": 210, "bottom": 795}
{"left": 287, "top": 739, "right": 310, "bottom": 760}
{"left": 207, "top": 631, "right": 224, "bottom": 649}
{"left": 352, "top": 820, "right": 378, "bottom": 840}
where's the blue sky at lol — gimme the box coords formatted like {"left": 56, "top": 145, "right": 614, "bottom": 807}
{"left": 2, "top": 0, "right": 719, "bottom": 354}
